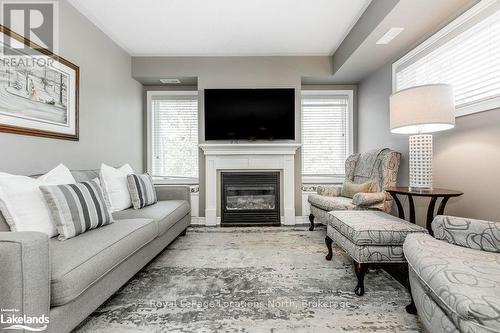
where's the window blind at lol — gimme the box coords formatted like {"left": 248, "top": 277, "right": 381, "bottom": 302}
{"left": 302, "top": 94, "right": 349, "bottom": 178}
{"left": 394, "top": 3, "right": 500, "bottom": 113}
{"left": 151, "top": 93, "right": 199, "bottom": 180}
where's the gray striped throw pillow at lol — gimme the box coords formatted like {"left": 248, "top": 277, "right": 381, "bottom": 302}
{"left": 40, "top": 179, "right": 113, "bottom": 240}
{"left": 127, "top": 174, "right": 157, "bottom": 209}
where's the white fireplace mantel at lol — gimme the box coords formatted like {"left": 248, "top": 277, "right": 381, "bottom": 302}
{"left": 199, "top": 143, "right": 301, "bottom": 226}
{"left": 199, "top": 143, "right": 301, "bottom": 155}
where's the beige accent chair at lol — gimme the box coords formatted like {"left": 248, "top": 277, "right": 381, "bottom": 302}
{"left": 308, "top": 148, "right": 401, "bottom": 231}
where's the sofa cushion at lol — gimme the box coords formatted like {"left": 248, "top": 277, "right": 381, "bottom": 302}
{"left": 329, "top": 210, "right": 427, "bottom": 246}
{"left": 307, "top": 194, "right": 356, "bottom": 211}
{"left": 404, "top": 233, "right": 500, "bottom": 332}
{"left": 113, "top": 200, "right": 189, "bottom": 235}
{"left": 50, "top": 218, "right": 157, "bottom": 306}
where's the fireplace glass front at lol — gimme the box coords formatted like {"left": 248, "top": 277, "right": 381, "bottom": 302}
{"left": 221, "top": 172, "right": 280, "bottom": 226}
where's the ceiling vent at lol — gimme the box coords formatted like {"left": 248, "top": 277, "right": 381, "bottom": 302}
{"left": 376, "top": 27, "right": 404, "bottom": 45}
{"left": 159, "top": 78, "right": 181, "bottom": 84}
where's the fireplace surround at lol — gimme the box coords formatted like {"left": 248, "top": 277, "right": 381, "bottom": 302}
{"left": 221, "top": 172, "right": 280, "bottom": 226}
{"left": 199, "top": 143, "right": 301, "bottom": 226}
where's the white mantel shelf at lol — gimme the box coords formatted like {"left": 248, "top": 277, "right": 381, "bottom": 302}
{"left": 199, "top": 143, "right": 301, "bottom": 155}
{"left": 199, "top": 142, "right": 301, "bottom": 226}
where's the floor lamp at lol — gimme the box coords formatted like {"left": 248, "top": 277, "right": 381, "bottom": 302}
{"left": 390, "top": 84, "right": 455, "bottom": 190}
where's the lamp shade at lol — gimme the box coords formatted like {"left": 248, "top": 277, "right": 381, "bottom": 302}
{"left": 390, "top": 84, "right": 455, "bottom": 134}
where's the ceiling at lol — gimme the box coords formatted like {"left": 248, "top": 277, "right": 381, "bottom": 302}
{"left": 68, "top": 0, "right": 371, "bottom": 56}
{"left": 329, "top": 0, "right": 477, "bottom": 83}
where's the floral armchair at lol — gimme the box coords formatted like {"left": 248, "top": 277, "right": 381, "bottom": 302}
{"left": 307, "top": 148, "right": 401, "bottom": 230}
{"left": 404, "top": 216, "right": 500, "bottom": 333}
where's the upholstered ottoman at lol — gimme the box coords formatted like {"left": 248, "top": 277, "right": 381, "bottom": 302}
{"left": 325, "top": 210, "right": 427, "bottom": 296}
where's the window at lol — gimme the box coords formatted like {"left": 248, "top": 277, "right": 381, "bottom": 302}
{"left": 147, "top": 91, "right": 199, "bottom": 183}
{"left": 393, "top": 0, "right": 500, "bottom": 116}
{"left": 301, "top": 90, "right": 353, "bottom": 183}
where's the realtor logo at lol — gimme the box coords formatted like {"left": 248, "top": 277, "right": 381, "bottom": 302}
{"left": 1, "top": 0, "right": 58, "bottom": 55}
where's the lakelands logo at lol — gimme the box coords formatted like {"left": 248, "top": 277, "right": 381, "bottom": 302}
{"left": 0, "top": 309, "right": 49, "bottom": 332}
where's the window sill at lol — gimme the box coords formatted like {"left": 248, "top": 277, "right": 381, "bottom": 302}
{"left": 455, "top": 97, "right": 500, "bottom": 117}
{"left": 302, "top": 176, "right": 344, "bottom": 184}
{"left": 153, "top": 177, "right": 199, "bottom": 185}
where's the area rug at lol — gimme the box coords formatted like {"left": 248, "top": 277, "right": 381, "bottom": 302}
{"left": 75, "top": 226, "right": 422, "bottom": 332}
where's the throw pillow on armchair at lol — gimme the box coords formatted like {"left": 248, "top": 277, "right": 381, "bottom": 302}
{"left": 340, "top": 180, "right": 377, "bottom": 198}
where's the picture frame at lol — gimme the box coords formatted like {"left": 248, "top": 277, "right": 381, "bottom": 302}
{"left": 0, "top": 25, "right": 79, "bottom": 140}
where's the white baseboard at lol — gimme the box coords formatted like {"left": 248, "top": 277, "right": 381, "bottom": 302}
{"left": 295, "top": 216, "right": 309, "bottom": 225}
{"left": 190, "top": 217, "right": 206, "bottom": 225}
{"left": 190, "top": 216, "right": 309, "bottom": 226}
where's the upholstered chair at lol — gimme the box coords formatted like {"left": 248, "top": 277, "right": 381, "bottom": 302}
{"left": 404, "top": 216, "right": 500, "bottom": 333}
{"left": 308, "top": 148, "right": 401, "bottom": 230}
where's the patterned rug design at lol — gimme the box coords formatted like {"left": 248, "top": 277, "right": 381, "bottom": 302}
{"left": 75, "top": 226, "right": 422, "bottom": 332}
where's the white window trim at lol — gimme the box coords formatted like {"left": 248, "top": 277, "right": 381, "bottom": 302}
{"left": 301, "top": 89, "right": 354, "bottom": 184}
{"left": 152, "top": 177, "right": 199, "bottom": 185}
{"left": 392, "top": 0, "right": 500, "bottom": 117}
{"left": 146, "top": 90, "right": 199, "bottom": 185}
{"left": 302, "top": 175, "right": 345, "bottom": 185}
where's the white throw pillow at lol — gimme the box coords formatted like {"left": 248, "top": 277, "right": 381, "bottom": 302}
{"left": 0, "top": 164, "right": 76, "bottom": 237}
{"left": 38, "top": 163, "right": 75, "bottom": 184}
{"left": 99, "top": 163, "right": 134, "bottom": 212}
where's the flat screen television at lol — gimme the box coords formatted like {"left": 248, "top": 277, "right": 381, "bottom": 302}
{"left": 204, "top": 88, "right": 295, "bottom": 140}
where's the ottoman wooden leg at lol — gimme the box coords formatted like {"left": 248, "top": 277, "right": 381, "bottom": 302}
{"left": 309, "top": 214, "right": 315, "bottom": 231}
{"left": 353, "top": 261, "right": 368, "bottom": 296}
{"left": 325, "top": 236, "right": 333, "bottom": 261}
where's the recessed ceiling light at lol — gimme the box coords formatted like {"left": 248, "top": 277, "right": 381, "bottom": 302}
{"left": 159, "top": 78, "right": 181, "bottom": 84}
{"left": 376, "top": 27, "right": 404, "bottom": 45}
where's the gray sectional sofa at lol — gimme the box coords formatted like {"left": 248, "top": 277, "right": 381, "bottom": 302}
{"left": 404, "top": 215, "right": 500, "bottom": 333}
{"left": 0, "top": 170, "right": 191, "bottom": 333}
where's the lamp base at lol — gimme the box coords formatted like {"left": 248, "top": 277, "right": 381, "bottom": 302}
{"left": 409, "top": 134, "right": 433, "bottom": 189}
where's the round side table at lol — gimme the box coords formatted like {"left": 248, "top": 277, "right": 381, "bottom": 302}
{"left": 386, "top": 187, "right": 463, "bottom": 236}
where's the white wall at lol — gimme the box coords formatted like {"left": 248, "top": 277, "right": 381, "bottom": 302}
{"left": 0, "top": 1, "right": 143, "bottom": 175}
{"left": 133, "top": 56, "right": 334, "bottom": 216}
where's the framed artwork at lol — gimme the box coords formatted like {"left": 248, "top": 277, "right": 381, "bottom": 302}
{"left": 0, "top": 25, "right": 79, "bottom": 140}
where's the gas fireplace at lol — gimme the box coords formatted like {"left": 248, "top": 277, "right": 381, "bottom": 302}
{"left": 221, "top": 172, "right": 280, "bottom": 226}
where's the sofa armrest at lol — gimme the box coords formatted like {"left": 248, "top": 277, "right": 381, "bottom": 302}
{"left": 0, "top": 232, "right": 50, "bottom": 327}
{"left": 155, "top": 185, "right": 191, "bottom": 205}
{"left": 317, "top": 185, "right": 342, "bottom": 197}
{"left": 352, "top": 192, "right": 386, "bottom": 206}
{"left": 432, "top": 215, "right": 500, "bottom": 253}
